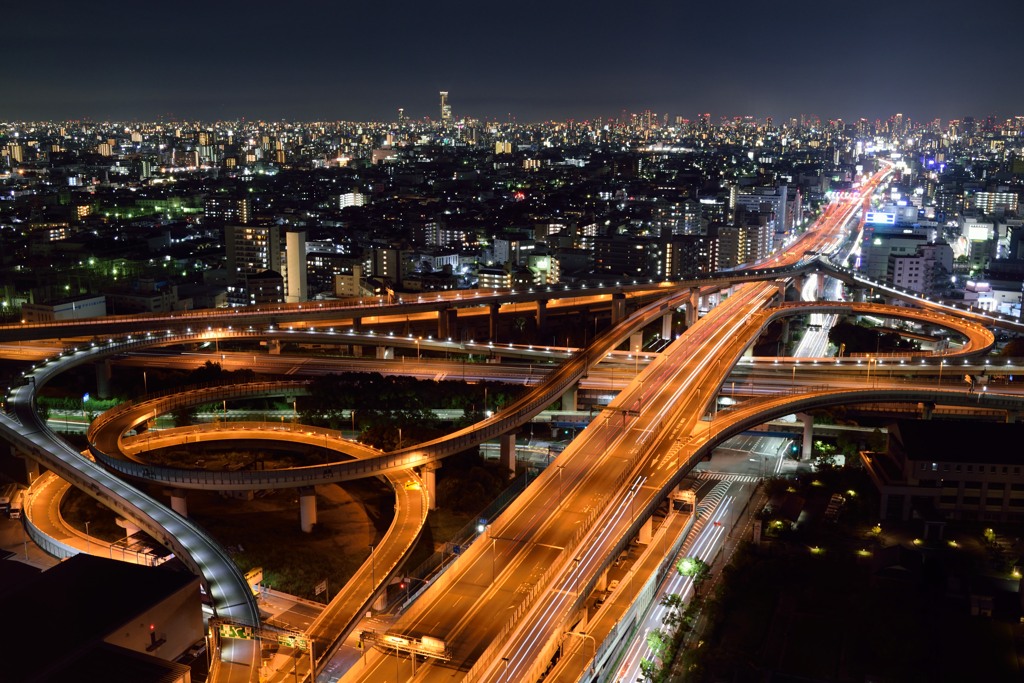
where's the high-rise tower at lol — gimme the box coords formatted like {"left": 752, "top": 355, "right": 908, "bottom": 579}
{"left": 440, "top": 91, "right": 451, "bottom": 123}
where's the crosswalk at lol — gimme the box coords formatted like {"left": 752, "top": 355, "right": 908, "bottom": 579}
{"left": 692, "top": 470, "right": 761, "bottom": 484}
{"left": 695, "top": 480, "right": 733, "bottom": 518}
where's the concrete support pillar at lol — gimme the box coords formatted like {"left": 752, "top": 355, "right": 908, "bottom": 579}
{"left": 437, "top": 307, "right": 458, "bottom": 340}
{"left": 499, "top": 432, "right": 516, "bottom": 479}
{"left": 777, "top": 281, "right": 788, "bottom": 304}
{"left": 637, "top": 516, "right": 653, "bottom": 545}
{"left": 780, "top": 319, "right": 791, "bottom": 346}
{"left": 611, "top": 293, "right": 627, "bottom": 324}
{"left": 299, "top": 486, "right": 317, "bottom": 533}
{"left": 815, "top": 273, "right": 825, "bottom": 299}
{"left": 95, "top": 360, "right": 112, "bottom": 399}
{"left": 561, "top": 384, "right": 578, "bottom": 412}
{"left": 629, "top": 332, "right": 643, "bottom": 355}
{"left": 535, "top": 299, "right": 547, "bottom": 331}
{"left": 922, "top": 402, "right": 935, "bottom": 420}
{"left": 352, "top": 345, "right": 363, "bottom": 358}
{"left": 799, "top": 412, "right": 813, "bottom": 461}
{"left": 169, "top": 490, "right": 188, "bottom": 517}
{"left": 375, "top": 346, "right": 393, "bottom": 360}
{"left": 661, "top": 312, "right": 673, "bottom": 341}
{"left": 792, "top": 275, "right": 804, "bottom": 299}
{"left": 1006, "top": 410, "right": 1021, "bottom": 424}
{"left": 25, "top": 457, "right": 40, "bottom": 485}
{"left": 267, "top": 339, "right": 281, "bottom": 355}
{"left": 684, "top": 288, "right": 699, "bottom": 327}
{"left": 352, "top": 317, "right": 362, "bottom": 328}
{"left": 489, "top": 302, "right": 500, "bottom": 341}
{"left": 595, "top": 567, "right": 608, "bottom": 592}
{"left": 422, "top": 462, "right": 441, "bottom": 511}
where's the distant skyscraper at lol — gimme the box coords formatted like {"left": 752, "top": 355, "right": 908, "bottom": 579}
{"left": 398, "top": 107, "right": 406, "bottom": 125}
{"left": 440, "top": 91, "right": 451, "bottom": 123}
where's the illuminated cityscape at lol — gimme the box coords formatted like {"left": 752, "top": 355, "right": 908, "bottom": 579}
{"left": 3, "top": 1, "right": 1024, "bottom": 682}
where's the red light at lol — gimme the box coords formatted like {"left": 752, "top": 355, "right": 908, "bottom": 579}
{"left": 150, "top": 624, "right": 155, "bottom": 632}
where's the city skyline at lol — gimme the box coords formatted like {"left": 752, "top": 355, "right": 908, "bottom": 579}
{"left": 4, "top": 0, "right": 1023, "bottom": 123}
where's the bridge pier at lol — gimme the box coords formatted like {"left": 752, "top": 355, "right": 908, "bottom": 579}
{"left": 595, "top": 566, "right": 608, "bottom": 592}
{"left": 611, "top": 293, "right": 627, "bottom": 324}
{"left": 489, "top": 303, "right": 500, "bottom": 341}
{"left": 299, "top": 486, "right": 317, "bottom": 533}
{"left": 561, "top": 384, "right": 578, "bottom": 412}
{"left": 637, "top": 516, "right": 653, "bottom": 545}
{"left": 375, "top": 346, "right": 393, "bottom": 360}
{"left": 684, "top": 288, "right": 699, "bottom": 327}
{"left": 6, "top": 447, "right": 41, "bottom": 486}
{"left": 267, "top": 339, "right": 282, "bottom": 355}
{"left": 536, "top": 299, "right": 547, "bottom": 332}
{"left": 1006, "top": 410, "right": 1021, "bottom": 424}
{"left": 661, "top": 311, "right": 673, "bottom": 341}
{"left": 779, "top": 319, "right": 791, "bottom": 351}
{"left": 922, "top": 402, "right": 935, "bottom": 420}
{"left": 422, "top": 462, "right": 440, "bottom": 511}
{"left": 799, "top": 412, "right": 813, "bottom": 460}
{"left": 499, "top": 433, "right": 516, "bottom": 479}
{"left": 629, "top": 332, "right": 643, "bottom": 356}
{"left": 438, "top": 307, "right": 458, "bottom": 340}
{"left": 792, "top": 275, "right": 805, "bottom": 299}
{"left": 95, "top": 360, "right": 112, "bottom": 399}
{"left": 169, "top": 489, "right": 188, "bottom": 517}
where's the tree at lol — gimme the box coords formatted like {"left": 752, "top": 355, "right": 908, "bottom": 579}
{"left": 171, "top": 405, "right": 198, "bottom": 427}
{"left": 646, "top": 628, "right": 669, "bottom": 658}
{"left": 812, "top": 439, "right": 839, "bottom": 470}
{"left": 639, "top": 658, "right": 658, "bottom": 682}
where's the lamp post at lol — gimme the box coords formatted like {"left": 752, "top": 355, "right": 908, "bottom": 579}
{"left": 416, "top": 336, "right": 421, "bottom": 360}
{"left": 369, "top": 544, "right": 375, "bottom": 591}
{"left": 556, "top": 464, "right": 565, "bottom": 506}
{"left": 488, "top": 525, "right": 496, "bottom": 584}
{"left": 938, "top": 359, "right": 945, "bottom": 386}
{"left": 564, "top": 631, "right": 597, "bottom": 672}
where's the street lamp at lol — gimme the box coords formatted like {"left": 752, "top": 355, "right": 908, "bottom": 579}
{"left": 564, "top": 631, "right": 597, "bottom": 672}
{"left": 556, "top": 464, "right": 565, "bottom": 506}
{"left": 369, "top": 544, "right": 376, "bottom": 591}
{"left": 416, "top": 336, "right": 421, "bottom": 359}
{"left": 938, "top": 359, "right": 945, "bottom": 386}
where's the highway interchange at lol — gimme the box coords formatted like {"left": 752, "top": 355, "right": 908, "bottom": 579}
{"left": 5, "top": 163, "right": 1024, "bottom": 682}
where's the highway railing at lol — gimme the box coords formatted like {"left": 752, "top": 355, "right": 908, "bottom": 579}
{"left": 87, "top": 380, "right": 314, "bottom": 445}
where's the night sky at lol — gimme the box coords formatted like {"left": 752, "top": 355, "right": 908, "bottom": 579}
{"left": 4, "top": 0, "right": 1023, "bottom": 123}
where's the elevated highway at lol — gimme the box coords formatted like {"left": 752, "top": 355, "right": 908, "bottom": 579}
{"left": 7, "top": 162, "right": 1022, "bottom": 682}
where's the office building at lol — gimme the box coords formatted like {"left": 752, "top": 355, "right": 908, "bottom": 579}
{"left": 205, "top": 196, "right": 252, "bottom": 225}
{"left": 225, "top": 225, "right": 282, "bottom": 280}
{"left": 440, "top": 91, "right": 451, "bottom": 122}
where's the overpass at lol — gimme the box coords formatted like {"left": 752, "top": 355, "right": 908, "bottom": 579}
{"left": 2, "top": 162, "right": 1015, "bottom": 679}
